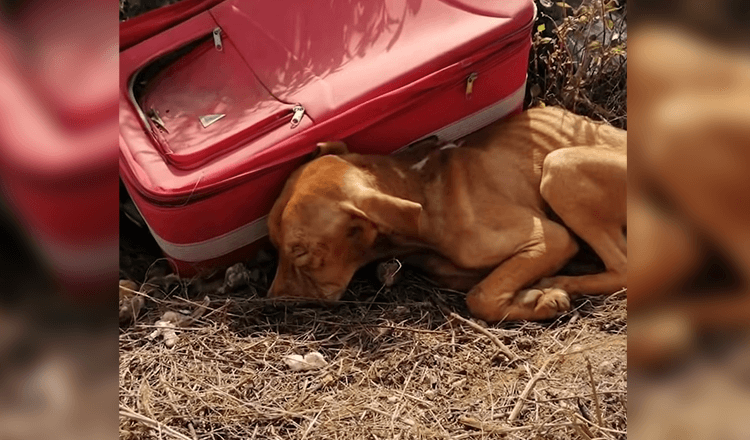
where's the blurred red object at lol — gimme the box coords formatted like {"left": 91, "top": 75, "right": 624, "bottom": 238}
{"left": 0, "top": 1, "right": 117, "bottom": 301}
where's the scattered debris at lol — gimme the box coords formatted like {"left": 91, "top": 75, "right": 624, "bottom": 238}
{"left": 119, "top": 279, "right": 145, "bottom": 325}
{"left": 217, "top": 263, "right": 253, "bottom": 294}
{"left": 148, "top": 296, "right": 210, "bottom": 348}
{"left": 376, "top": 258, "right": 402, "bottom": 287}
{"left": 449, "top": 311, "right": 519, "bottom": 362}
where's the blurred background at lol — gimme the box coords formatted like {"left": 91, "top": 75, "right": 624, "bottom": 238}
{"left": 628, "top": 0, "right": 750, "bottom": 438}
{"left": 0, "top": 0, "right": 748, "bottom": 438}
{"left": 0, "top": 0, "right": 117, "bottom": 439}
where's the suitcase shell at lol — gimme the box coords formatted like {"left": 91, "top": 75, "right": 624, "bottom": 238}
{"left": 119, "top": 0, "right": 535, "bottom": 275}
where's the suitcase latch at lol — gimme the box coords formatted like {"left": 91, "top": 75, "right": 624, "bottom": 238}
{"left": 466, "top": 72, "right": 478, "bottom": 99}
{"left": 290, "top": 105, "right": 305, "bottom": 128}
{"left": 213, "top": 27, "right": 223, "bottom": 51}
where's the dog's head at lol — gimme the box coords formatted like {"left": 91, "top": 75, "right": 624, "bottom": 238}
{"left": 267, "top": 142, "right": 422, "bottom": 301}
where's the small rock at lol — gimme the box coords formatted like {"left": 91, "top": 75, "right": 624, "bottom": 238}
{"left": 599, "top": 360, "right": 617, "bottom": 376}
{"left": 222, "top": 263, "right": 252, "bottom": 292}
{"left": 147, "top": 297, "right": 210, "bottom": 348}
{"left": 284, "top": 351, "right": 328, "bottom": 371}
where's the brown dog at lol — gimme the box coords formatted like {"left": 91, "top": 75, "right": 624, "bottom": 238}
{"left": 267, "top": 106, "right": 626, "bottom": 322}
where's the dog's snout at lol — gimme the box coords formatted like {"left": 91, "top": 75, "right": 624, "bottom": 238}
{"left": 267, "top": 266, "right": 283, "bottom": 298}
{"left": 267, "top": 279, "right": 279, "bottom": 298}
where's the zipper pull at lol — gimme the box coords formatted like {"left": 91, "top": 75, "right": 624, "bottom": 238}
{"left": 290, "top": 104, "right": 305, "bottom": 128}
{"left": 213, "top": 27, "right": 223, "bottom": 51}
{"left": 466, "top": 72, "right": 478, "bottom": 99}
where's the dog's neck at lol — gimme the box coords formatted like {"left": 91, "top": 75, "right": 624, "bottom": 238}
{"left": 344, "top": 153, "right": 429, "bottom": 206}
{"left": 343, "top": 153, "right": 436, "bottom": 260}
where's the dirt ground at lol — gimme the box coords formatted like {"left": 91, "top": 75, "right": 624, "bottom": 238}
{"left": 119, "top": 1, "right": 627, "bottom": 439}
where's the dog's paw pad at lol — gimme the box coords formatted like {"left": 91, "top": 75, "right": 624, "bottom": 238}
{"left": 534, "top": 288, "right": 571, "bottom": 317}
{"left": 516, "top": 288, "right": 543, "bottom": 306}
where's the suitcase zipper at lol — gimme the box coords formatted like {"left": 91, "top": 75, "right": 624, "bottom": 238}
{"left": 212, "top": 27, "right": 223, "bottom": 51}
{"left": 290, "top": 104, "right": 305, "bottom": 129}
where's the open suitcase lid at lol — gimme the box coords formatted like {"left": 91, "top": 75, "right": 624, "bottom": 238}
{"left": 120, "top": 0, "right": 534, "bottom": 196}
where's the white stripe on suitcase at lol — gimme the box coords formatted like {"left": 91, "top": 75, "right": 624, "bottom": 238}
{"left": 147, "top": 80, "right": 526, "bottom": 262}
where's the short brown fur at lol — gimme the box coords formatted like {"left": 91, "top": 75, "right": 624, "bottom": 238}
{"left": 267, "top": 106, "right": 626, "bottom": 322}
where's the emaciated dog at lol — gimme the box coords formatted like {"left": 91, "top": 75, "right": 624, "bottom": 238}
{"left": 267, "top": 106, "right": 626, "bottom": 322}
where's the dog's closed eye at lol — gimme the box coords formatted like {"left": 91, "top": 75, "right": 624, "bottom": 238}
{"left": 289, "top": 244, "right": 312, "bottom": 266}
{"left": 291, "top": 244, "right": 307, "bottom": 256}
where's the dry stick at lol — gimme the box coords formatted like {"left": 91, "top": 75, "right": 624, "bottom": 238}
{"left": 119, "top": 405, "right": 193, "bottom": 440}
{"left": 300, "top": 403, "right": 326, "bottom": 440}
{"left": 187, "top": 422, "right": 198, "bottom": 440}
{"left": 573, "top": 413, "right": 626, "bottom": 436}
{"left": 565, "top": 409, "right": 593, "bottom": 440}
{"left": 457, "top": 418, "right": 602, "bottom": 435}
{"left": 448, "top": 312, "right": 519, "bottom": 362}
{"left": 391, "top": 356, "right": 420, "bottom": 431}
{"left": 585, "top": 356, "right": 604, "bottom": 430}
{"left": 508, "top": 355, "right": 557, "bottom": 423}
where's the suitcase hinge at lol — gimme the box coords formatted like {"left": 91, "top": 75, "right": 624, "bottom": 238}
{"left": 213, "top": 27, "right": 223, "bottom": 51}
{"left": 466, "top": 72, "right": 478, "bottom": 99}
{"left": 290, "top": 104, "right": 305, "bottom": 128}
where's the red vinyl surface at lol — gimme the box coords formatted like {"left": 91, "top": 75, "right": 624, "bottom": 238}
{"left": 119, "top": 0, "right": 535, "bottom": 273}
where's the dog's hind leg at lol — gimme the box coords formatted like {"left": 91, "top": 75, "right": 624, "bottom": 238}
{"left": 535, "top": 146, "right": 627, "bottom": 295}
{"left": 465, "top": 217, "right": 579, "bottom": 322}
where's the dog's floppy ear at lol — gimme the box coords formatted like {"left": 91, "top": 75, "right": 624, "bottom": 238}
{"left": 313, "top": 141, "right": 349, "bottom": 158}
{"left": 341, "top": 189, "right": 422, "bottom": 237}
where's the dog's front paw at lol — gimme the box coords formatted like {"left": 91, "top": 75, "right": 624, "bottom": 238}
{"left": 516, "top": 287, "right": 570, "bottom": 319}
{"left": 535, "top": 287, "right": 571, "bottom": 315}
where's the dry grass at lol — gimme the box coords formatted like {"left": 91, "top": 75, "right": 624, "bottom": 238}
{"left": 119, "top": 261, "right": 626, "bottom": 440}
{"left": 119, "top": 1, "right": 627, "bottom": 438}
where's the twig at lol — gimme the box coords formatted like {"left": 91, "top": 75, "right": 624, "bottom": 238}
{"left": 300, "top": 403, "right": 326, "bottom": 440}
{"left": 457, "top": 417, "right": 603, "bottom": 435}
{"left": 585, "top": 356, "right": 604, "bottom": 430}
{"left": 448, "top": 312, "right": 519, "bottom": 362}
{"left": 574, "top": 412, "right": 626, "bottom": 436}
{"left": 119, "top": 405, "right": 193, "bottom": 440}
{"left": 187, "top": 422, "right": 198, "bottom": 440}
{"left": 565, "top": 408, "right": 593, "bottom": 440}
{"left": 508, "top": 355, "right": 557, "bottom": 423}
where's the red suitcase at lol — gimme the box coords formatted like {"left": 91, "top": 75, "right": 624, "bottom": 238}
{"left": 119, "top": 0, "right": 536, "bottom": 276}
